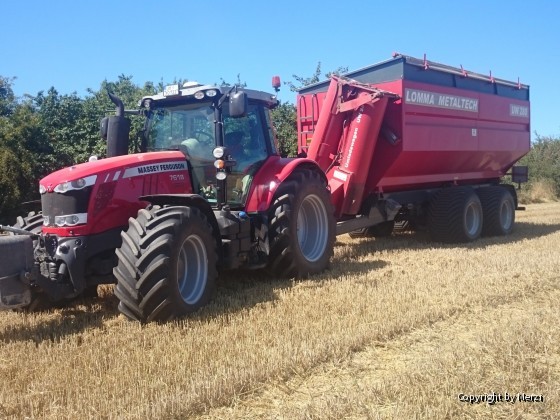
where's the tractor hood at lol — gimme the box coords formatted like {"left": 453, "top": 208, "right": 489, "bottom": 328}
{"left": 40, "top": 151, "right": 187, "bottom": 192}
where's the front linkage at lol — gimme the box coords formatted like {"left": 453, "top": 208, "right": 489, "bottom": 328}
{"left": 0, "top": 225, "right": 80, "bottom": 310}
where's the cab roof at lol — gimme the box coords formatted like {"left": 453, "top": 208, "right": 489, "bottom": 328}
{"left": 140, "top": 82, "right": 279, "bottom": 109}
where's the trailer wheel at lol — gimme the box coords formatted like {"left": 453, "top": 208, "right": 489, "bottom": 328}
{"left": 114, "top": 206, "right": 217, "bottom": 323}
{"left": 429, "top": 187, "right": 483, "bottom": 243}
{"left": 267, "top": 168, "right": 335, "bottom": 278}
{"left": 348, "top": 221, "right": 395, "bottom": 238}
{"left": 477, "top": 186, "right": 515, "bottom": 236}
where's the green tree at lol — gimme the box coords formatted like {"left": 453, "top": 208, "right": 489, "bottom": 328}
{"left": 0, "top": 76, "right": 17, "bottom": 117}
{"left": 0, "top": 74, "right": 158, "bottom": 223}
{"left": 276, "top": 63, "right": 348, "bottom": 156}
{"left": 84, "top": 75, "right": 157, "bottom": 159}
{"left": 271, "top": 101, "right": 297, "bottom": 157}
{"left": 0, "top": 80, "right": 42, "bottom": 222}
{"left": 218, "top": 74, "right": 247, "bottom": 88}
{"left": 285, "top": 62, "right": 348, "bottom": 92}
{"left": 35, "top": 87, "right": 85, "bottom": 168}
{"left": 519, "top": 134, "right": 560, "bottom": 194}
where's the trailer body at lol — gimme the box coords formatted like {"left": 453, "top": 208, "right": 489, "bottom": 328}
{"left": 298, "top": 54, "right": 530, "bottom": 220}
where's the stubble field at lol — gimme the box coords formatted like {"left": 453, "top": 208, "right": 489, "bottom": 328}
{"left": 1, "top": 202, "right": 559, "bottom": 419}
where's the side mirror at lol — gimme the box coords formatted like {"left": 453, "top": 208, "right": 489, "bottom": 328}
{"left": 100, "top": 117, "right": 109, "bottom": 140}
{"left": 229, "top": 91, "right": 248, "bottom": 118}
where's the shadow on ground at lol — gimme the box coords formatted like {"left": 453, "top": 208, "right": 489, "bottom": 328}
{"left": 2, "top": 221, "right": 555, "bottom": 343}
{"left": 0, "top": 260, "right": 390, "bottom": 344}
{"left": 338, "top": 222, "right": 560, "bottom": 260}
{"left": 0, "top": 294, "right": 119, "bottom": 344}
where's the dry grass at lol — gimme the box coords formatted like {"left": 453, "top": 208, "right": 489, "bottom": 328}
{"left": 1, "top": 203, "right": 559, "bottom": 419}
{"left": 519, "top": 179, "right": 558, "bottom": 204}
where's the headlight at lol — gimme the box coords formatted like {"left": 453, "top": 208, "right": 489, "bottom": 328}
{"left": 213, "top": 147, "right": 225, "bottom": 159}
{"left": 54, "top": 213, "right": 87, "bottom": 227}
{"left": 39, "top": 184, "right": 47, "bottom": 194}
{"left": 72, "top": 178, "right": 86, "bottom": 188}
{"left": 55, "top": 182, "right": 70, "bottom": 193}
{"left": 54, "top": 175, "right": 97, "bottom": 194}
{"left": 194, "top": 91, "right": 205, "bottom": 100}
{"left": 206, "top": 89, "right": 217, "bottom": 97}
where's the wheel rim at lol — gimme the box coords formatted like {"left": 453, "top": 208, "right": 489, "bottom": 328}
{"left": 296, "top": 194, "right": 329, "bottom": 262}
{"left": 465, "top": 201, "right": 482, "bottom": 237}
{"left": 500, "top": 198, "right": 514, "bottom": 230}
{"left": 177, "top": 234, "right": 208, "bottom": 305}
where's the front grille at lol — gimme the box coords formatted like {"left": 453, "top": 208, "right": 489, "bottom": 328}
{"left": 41, "top": 188, "right": 92, "bottom": 226}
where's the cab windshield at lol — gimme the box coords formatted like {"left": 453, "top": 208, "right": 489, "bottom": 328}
{"left": 146, "top": 101, "right": 270, "bottom": 207}
{"left": 146, "top": 103, "right": 215, "bottom": 154}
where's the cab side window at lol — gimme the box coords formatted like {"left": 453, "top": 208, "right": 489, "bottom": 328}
{"left": 223, "top": 104, "right": 268, "bottom": 205}
{"left": 223, "top": 105, "right": 268, "bottom": 175}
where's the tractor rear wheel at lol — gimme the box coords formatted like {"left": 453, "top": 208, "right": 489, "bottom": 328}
{"left": 114, "top": 206, "right": 217, "bottom": 323}
{"left": 267, "top": 168, "right": 335, "bottom": 278}
{"left": 428, "top": 187, "right": 483, "bottom": 243}
{"left": 477, "top": 186, "right": 515, "bottom": 236}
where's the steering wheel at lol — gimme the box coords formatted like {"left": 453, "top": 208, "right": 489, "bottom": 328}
{"left": 192, "top": 130, "right": 214, "bottom": 145}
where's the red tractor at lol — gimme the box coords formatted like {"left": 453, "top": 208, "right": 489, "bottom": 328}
{"left": 0, "top": 83, "right": 335, "bottom": 322}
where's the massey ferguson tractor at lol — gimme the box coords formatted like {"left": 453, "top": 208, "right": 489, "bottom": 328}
{"left": 0, "top": 82, "right": 336, "bottom": 321}
{"left": 0, "top": 54, "right": 530, "bottom": 323}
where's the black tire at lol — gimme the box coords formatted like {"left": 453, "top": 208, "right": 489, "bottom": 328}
{"left": 349, "top": 221, "right": 395, "bottom": 239}
{"left": 114, "top": 206, "right": 218, "bottom": 323}
{"left": 13, "top": 211, "right": 43, "bottom": 234}
{"left": 428, "top": 187, "right": 483, "bottom": 243}
{"left": 267, "top": 168, "right": 335, "bottom": 278}
{"left": 477, "top": 186, "right": 515, "bottom": 236}
{"left": 393, "top": 220, "right": 414, "bottom": 233}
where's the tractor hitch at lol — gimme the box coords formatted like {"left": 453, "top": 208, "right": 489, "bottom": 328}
{"left": 0, "top": 225, "right": 39, "bottom": 237}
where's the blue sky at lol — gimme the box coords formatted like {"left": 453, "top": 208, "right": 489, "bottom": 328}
{"left": 3, "top": 0, "right": 559, "bottom": 138}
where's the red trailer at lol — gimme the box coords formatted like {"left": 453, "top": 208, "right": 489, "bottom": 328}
{"left": 297, "top": 54, "right": 530, "bottom": 241}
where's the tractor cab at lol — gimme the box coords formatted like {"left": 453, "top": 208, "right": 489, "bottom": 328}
{"left": 140, "top": 83, "right": 279, "bottom": 208}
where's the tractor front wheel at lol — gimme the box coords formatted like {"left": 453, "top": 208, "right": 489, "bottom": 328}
{"left": 114, "top": 206, "right": 217, "bottom": 323}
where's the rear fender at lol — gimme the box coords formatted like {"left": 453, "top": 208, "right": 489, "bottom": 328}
{"left": 244, "top": 156, "right": 327, "bottom": 213}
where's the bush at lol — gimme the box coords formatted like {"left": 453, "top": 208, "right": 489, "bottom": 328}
{"left": 518, "top": 179, "right": 558, "bottom": 204}
{"left": 518, "top": 135, "right": 560, "bottom": 200}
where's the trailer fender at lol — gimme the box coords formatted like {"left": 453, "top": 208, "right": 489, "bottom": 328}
{"left": 244, "top": 156, "right": 327, "bottom": 213}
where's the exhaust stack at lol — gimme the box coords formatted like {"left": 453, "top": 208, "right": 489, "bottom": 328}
{"left": 100, "top": 93, "right": 131, "bottom": 157}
